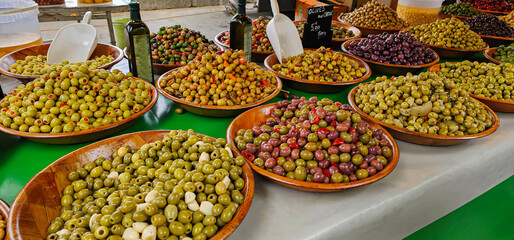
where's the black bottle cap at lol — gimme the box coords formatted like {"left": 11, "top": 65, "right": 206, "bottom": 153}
{"left": 129, "top": 1, "right": 140, "bottom": 11}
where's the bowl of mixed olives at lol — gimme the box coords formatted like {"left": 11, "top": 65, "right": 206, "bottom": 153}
{"left": 0, "top": 43, "right": 123, "bottom": 81}
{"left": 293, "top": 20, "right": 361, "bottom": 49}
{"left": 429, "top": 61, "right": 514, "bottom": 112}
{"left": 264, "top": 47, "right": 371, "bottom": 93}
{"left": 0, "top": 68, "right": 158, "bottom": 144}
{"left": 484, "top": 44, "right": 514, "bottom": 64}
{"left": 226, "top": 97, "right": 399, "bottom": 192}
{"left": 0, "top": 198, "right": 7, "bottom": 240}
{"left": 348, "top": 72, "right": 499, "bottom": 146}
{"left": 8, "top": 130, "right": 255, "bottom": 240}
{"left": 214, "top": 16, "right": 274, "bottom": 62}
{"left": 157, "top": 50, "right": 282, "bottom": 117}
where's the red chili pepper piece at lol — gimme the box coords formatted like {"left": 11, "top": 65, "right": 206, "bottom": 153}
{"left": 289, "top": 143, "right": 299, "bottom": 149}
{"left": 317, "top": 128, "right": 330, "bottom": 134}
{"left": 274, "top": 127, "right": 281, "bottom": 133}
{"left": 335, "top": 102, "right": 342, "bottom": 107}
{"left": 260, "top": 79, "right": 269, "bottom": 87}
{"left": 258, "top": 85, "right": 265, "bottom": 91}
{"left": 289, "top": 69, "right": 294, "bottom": 74}
{"left": 349, "top": 127, "right": 356, "bottom": 133}
{"left": 60, "top": 103, "right": 68, "bottom": 107}
{"left": 241, "top": 150, "right": 255, "bottom": 162}
{"left": 323, "top": 169, "right": 330, "bottom": 177}
{"left": 424, "top": 115, "right": 429, "bottom": 121}
{"left": 331, "top": 120, "right": 338, "bottom": 127}
{"left": 332, "top": 138, "right": 344, "bottom": 145}
{"left": 239, "top": 58, "right": 247, "bottom": 65}
{"left": 310, "top": 115, "right": 320, "bottom": 124}
{"left": 331, "top": 162, "right": 338, "bottom": 167}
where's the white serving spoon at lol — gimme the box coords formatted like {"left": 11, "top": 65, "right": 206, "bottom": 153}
{"left": 266, "top": 0, "right": 303, "bottom": 64}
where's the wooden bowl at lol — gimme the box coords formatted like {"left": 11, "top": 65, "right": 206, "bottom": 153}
{"left": 123, "top": 47, "right": 186, "bottom": 75}
{"left": 0, "top": 43, "right": 123, "bottom": 81}
{"left": 0, "top": 198, "right": 9, "bottom": 240}
{"left": 293, "top": 20, "right": 362, "bottom": 49}
{"left": 0, "top": 79, "right": 158, "bottom": 144}
{"left": 214, "top": 31, "right": 273, "bottom": 62}
{"left": 263, "top": 50, "right": 371, "bottom": 93}
{"left": 437, "top": 12, "right": 473, "bottom": 20}
{"left": 428, "top": 63, "right": 514, "bottom": 112}
{"left": 477, "top": 9, "right": 510, "bottom": 15}
{"left": 341, "top": 39, "right": 440, "bottom": 75}
{"left": 337, "top": 16, "right": 405, "bottom": 36}
{"left": 348, "top": 84, "right": 500, "bottom": 146}
{"left": 483, "top": 47, "right": 502, "bottom": 64}
{"left": 156, "top": 68, "right": 282, "bottom": 117}
{"left": 226, "top": 103, "right": 400, "bottom": 192}
{"left": 426, "top": 42, "right": 489, "bottom": 59}
{"left": 479, "top": 35, "right": 514, "bottom": 48}
{"left": 7, "top": 130, "right": 255, "bottom": 240}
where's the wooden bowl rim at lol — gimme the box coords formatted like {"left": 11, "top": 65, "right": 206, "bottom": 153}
{"left": 479, "top": 34, "right": 514, "bottom": 41}
{"left": 226, "top": 102, "right": 400, "bottom": 191}
{"left": 477, "top": 8, "right": 511, "bottom": 15}
{"left": 156, "top": 67, "right": 283, "bottom": 111}
{"left": 341, "top": 39, "right": 440, "bottom": 69}
{"left": 338, "top": 16, "right": 407, "bottom": 31}
{"left": 0, "top": 198, "right": 9, "bottom": 222}
{"left": 450, "top": 14, "right": 473, "bottom": 19}
{"left": 348, "top": 83, "right": 500, "bottom": 142}
{"left": 292, "top": 20, "right": 363, "bottom": 41}
{"left": 263, "top": 49, "right": 372, "bottom": 87}
{"left": 0, "top": 78, "right": 158, "bottom": 140}
{"left": 428, "top": 62, "right": 514, "bottom": 106}
{"left": 0, "top": 43, "right": 124, "bottom": 80}
{"left": 483, "top": 47, "right": 502, "bottom": 64}
{"left": 214, "top": 31, "right": 274, "bottom": 55}
{"left": 425, "top": 42, "right": 489, "bottom": 52}
{"left": 7, "top": 130, "right": 255, "bottom": 240}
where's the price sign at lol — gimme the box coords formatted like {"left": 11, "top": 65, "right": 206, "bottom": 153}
{"left": 302, "top": 5, "right": 333, "bottom": 49}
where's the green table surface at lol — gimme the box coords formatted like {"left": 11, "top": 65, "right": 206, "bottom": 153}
{"left": 0, "top": 52, "right": 512, "bottom": 239}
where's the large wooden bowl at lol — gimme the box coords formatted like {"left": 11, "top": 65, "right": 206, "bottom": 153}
{"left": 263, "top": 50, "right": 371, "bottom": 93}
{"left": 156, "top": 68, "right": 282, "bottom": 117}
{"left": 428, "top": 63, "right": 514, "bottom": 112}
{"left": 0, "top": 198, "right": 9, "bottom": 240}
{"left": 0, "top": 79, "right": 158, "bottom": 144}
{"left": 341, "top": 39, "right": 440, "bottom": 75}
{"left": 7, "top": 130, "right": 255, "bottom": 240}
{"left": 123, "top": 47, "right": 186, "bottom": 75}
{"left": 0, "top": 43, "right": 123, "bottom": 81}
{"left": 226, "top": 103, "right": 400, "bottom": 192}
{"left": 348, "top": 84, "right": 500, "bottom": 146}
{"left": 426, "top": 42, "right": 489, "bottom": 59}
{"left": 479, "top": 35, "right": 514, "bottom": 48}
{"left": 293, "top": 20, "right": 362, "bottom": 49}
{"left": 337, "top": 16, "right": 405, "bottom": 36}
{"left": 477, "top": 9, "right": 510, "bottom": 15}
{"left": 483, "top": 47, "right": 503, "bottom": 64}
{"left": 214, "top": 31, "right": 273, "bottom": 62}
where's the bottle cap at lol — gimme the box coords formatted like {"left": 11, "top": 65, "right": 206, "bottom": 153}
{"left": 129, "top": 1, "right": 140, "bottom": 11}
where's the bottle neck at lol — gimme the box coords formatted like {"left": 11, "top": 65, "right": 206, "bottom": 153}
{"left": 237, "top": 0, "right": 246, "bottom": 15}
{"left": 130, "top": 9, "right": 141, "bottom": 21}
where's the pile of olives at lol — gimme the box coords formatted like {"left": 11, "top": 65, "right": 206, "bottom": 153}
{"left": 271, "top": 47, "right": 367, "bottom": 82}
{"left": 493, "top": 43, "right": 514, "bottom": 63}
{"left": 440, "top": 3, "right": 479, "bottom": 17}
{"left": 235, "top": 97, "right": 393, "bottom": 183}
{"left": 0, "top": 214, "right": 5, "bottom": 240}
{"left": 499, "top": 11, "right": 514, "bottom": 27}
{"left": 46, "top": 130, "right": 246, "bottom": 240}
{"left": 159, "top": 50, "right": 278, "bottom": 106}
{"left": 354, "top": 72, "right": 494, "bottom": 135}
{"left": 150, "top": 25, "right": 219, "bottom": 65}
{"left": 0, "top": 67, "right": 153, "bottom": 133}
{"left": 463, "top": 13, "right": 514, "bottom": 37}
{"left": 432, "top": 61, "right": 514, "bottom": 101}
{"left": 219, "top": 16, "right": 273, "bottom": 52}
{"left": 340, "top": 0, "right": 409, "bottom": 29}
{"left": 8, "top": 55, "right": 115, "bottom": 76}
{"left": 404, "top": 18, "right": 486, "bottom": 49}
{"left": 296, "top": 22, "right": 355, "bottom": 39}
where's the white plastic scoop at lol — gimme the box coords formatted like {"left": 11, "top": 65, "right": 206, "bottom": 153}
{"left": 266, "top": 0, "right": 303, "bottom": 64}
{"left": 47, "top": 11, "right": 97, "bottom": 65}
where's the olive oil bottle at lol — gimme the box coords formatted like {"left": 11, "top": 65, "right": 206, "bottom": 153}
{"left": 125, "top": 1, "right": 154, "bottom": 83}
{"left": 230, "top": 0, "right": 252, "bottom": 61}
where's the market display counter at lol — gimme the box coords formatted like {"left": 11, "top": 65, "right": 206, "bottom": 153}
{"left": 0, "top": 57, "right": 512, "bottom": 239}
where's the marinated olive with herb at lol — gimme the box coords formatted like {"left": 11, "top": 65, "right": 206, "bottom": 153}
{"left": 8, "top": 55, "right": 114, "bottom": 76}
{"left": 0, "top": 68, "right": 153, "bottom": 133}
{"left": 340, "top": 0, "right": 409, "bottom": 29}
{"left": 45, "top": 130, "right": 245, "bottom": 239}
{"left": 296, "top": 22, "right": 355, "bottom": 39}
{"left": 236, "top": 96, "right": 393, "bottom": 183}
{"left": 271, "top": 47, "right": 367, "bottom": 82}
{"left": 150, "top": 25, "right": 219, "bottom": 65}
{"left": 354, "top": 72, "right": 494, "bottom": 135}
{"left": 159, "top": 49, "right": 278, "bottom": 106}
{"left": 440, "top": 3, "right": 479, "bottom": 17}
{"left": 219, "top": 16, "right": 273, "bottom": 52}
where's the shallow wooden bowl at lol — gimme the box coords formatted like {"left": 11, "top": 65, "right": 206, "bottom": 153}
{"left": 428, "top": 63, "right": 514, "bottom": 112}
{"left": 263, "top": 50, "right": 371, "bottom": 93}
{"left": 123, "top": 47, "right": 186, "bottom": 75}
{"left": 293, "top": 20, "right": 362, "bottom": 49}
{"left": 156, "top": 68, "right": 282, "bottom": 117}
{"left": 477, "top": 9, "right": 510, "bottom": 15}
{"left": 0, "top": 198, "right": 9, "bottom": 239}
{"left": 0, "top": 79, "right": 158, "bottom": 144}
{"left": 341, "top": 39, "right": 440, "bottom": 75}
{"left": 0, "top": 43, "right": 123, "bottom": 81}
{"left": 348, "top": 84, "right": 500, "bottom": 146}
{"left": 214, "top": 31, "right": 273, "bottom": 62}
{"left": 479, "top": 35, "right": 514, "bottom": 48}
{"left": 226, "top": 103, "right": 399, "bottom": 192}
{"left": 7, "top": 130, "right": 255, "bottom": 240}
{"left": 426, "top": 42, "right": 489, "bottom": 59}
{"left": 483, "top": 47, "right": 502, "bottom": 64}
{"left": 337, "top": 16, "right": 404, "bottom": 36}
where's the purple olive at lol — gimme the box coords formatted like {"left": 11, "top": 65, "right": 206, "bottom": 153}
{"left": 370, "top": 160, "right": 383, "bottom": 170}
{"left": 291, "top": 149, "right": 300, "bottom": 160}
{"left": 339, "top": 162, "right": 352, "bottom": 175}
{"left": 265, "top": 158, "right": 277, "bottom": 169}
{"left": 329, "top": 165, "right": 340, "bottom": 175}
{"left": 318, "top": 159, "right": 330, "bottom": 169}
{"left": 280, "top": 146, "right": 291, "bottom": 157}
{"left": 338, "top": 144, "right": 351, "bottom": 153}
{"left": 315, "top": 150, "right": 325, "bottom": 161}
{"left": 273, "top": 165, "right": 285, "bottom": 176}
{"left": 327, "top": 146, "right": 339, "bottom": 155}
{"left": 312, "top": 172, "right": 325, "bottom": 183}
